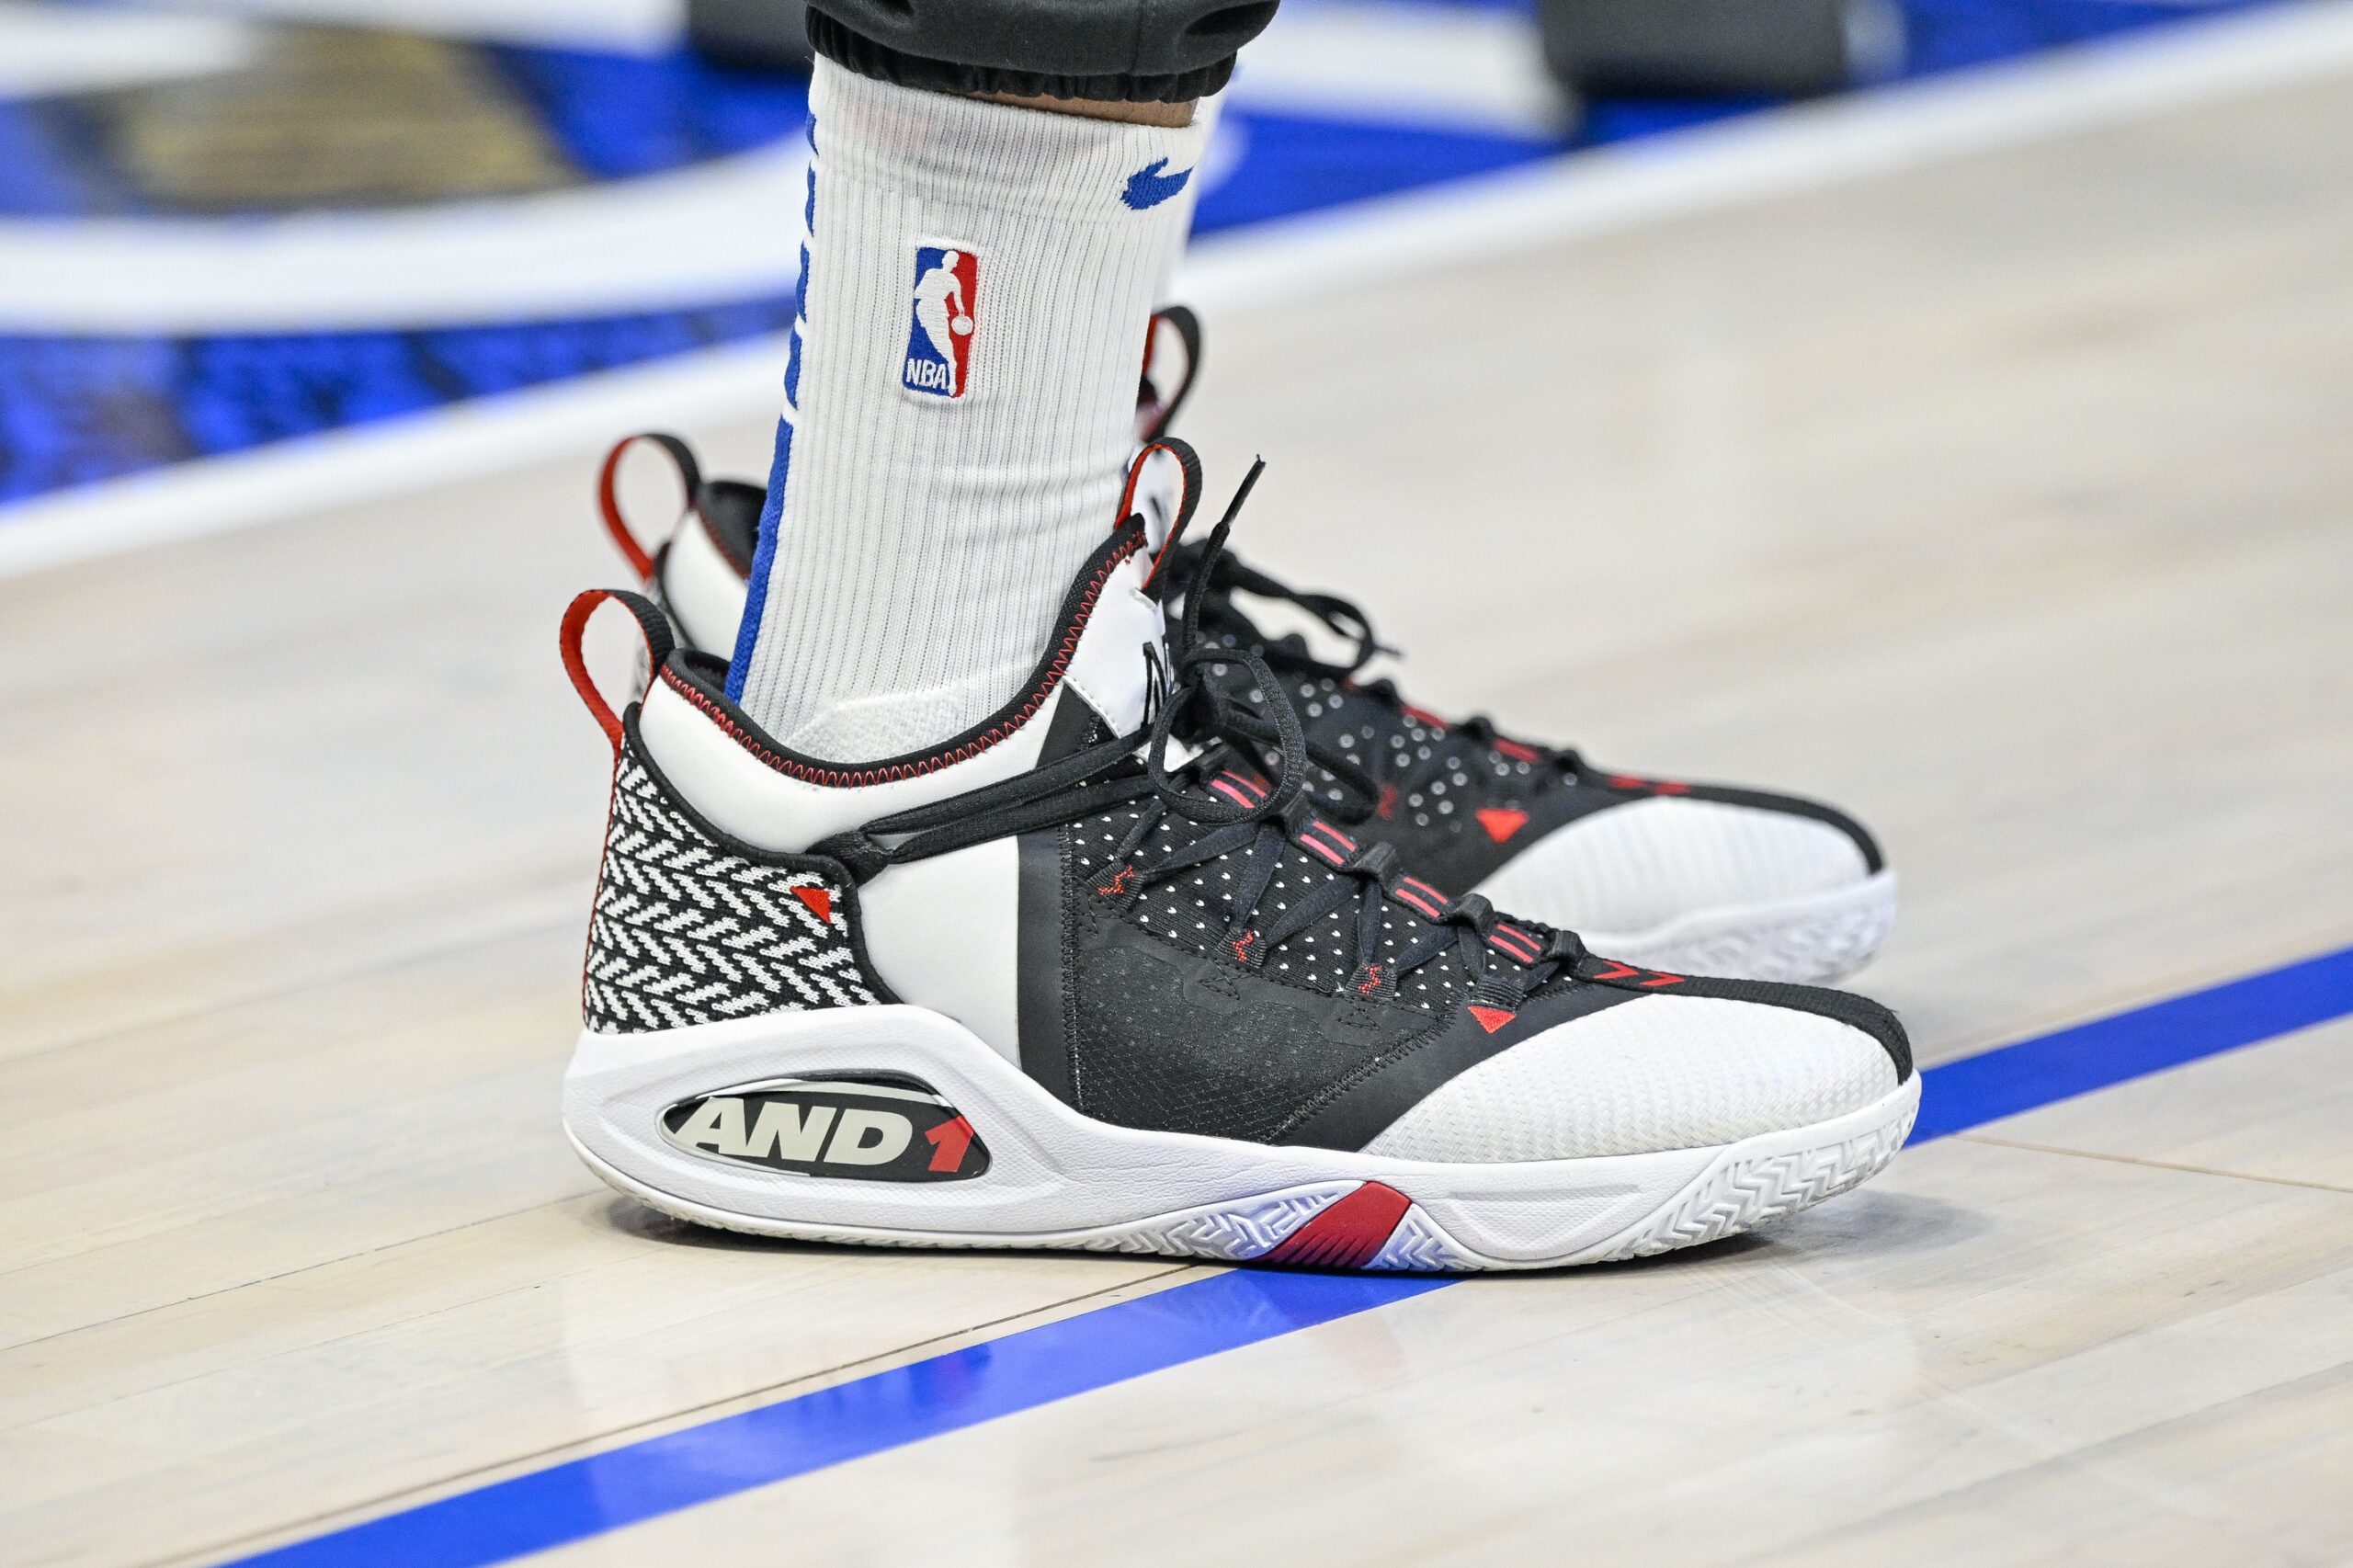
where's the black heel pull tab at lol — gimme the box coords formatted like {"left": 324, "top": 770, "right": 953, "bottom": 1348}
{"left": 597, "top": 432, "right": 703, "bottom": 580}
{"left": 561, "top": 588, "right": 676, "bottom": 756}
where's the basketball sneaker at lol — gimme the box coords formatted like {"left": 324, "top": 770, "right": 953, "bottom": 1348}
{"left": 596, "top": 415, "right": 1895, "bottom": 984}
{"left": 560, "top": 442, "right": 1916, "bottom": 1270}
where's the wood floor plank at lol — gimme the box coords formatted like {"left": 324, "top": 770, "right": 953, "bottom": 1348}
{"left": 532, "top": 1135, "right": 2353, "bottom": 1568}
{"left": 1962, "top": 1013, "right": 2353, "bottom": 1193}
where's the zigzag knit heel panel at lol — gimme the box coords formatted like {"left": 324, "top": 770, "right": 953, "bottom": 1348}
{"left": 584, "top": 746, "right": 880, "bottom": 1033}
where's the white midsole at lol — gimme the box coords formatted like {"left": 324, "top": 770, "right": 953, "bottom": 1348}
{"left": 563, "top": 1006, "right": 1919, "bottom": 1268}
{"left": 1572, "top": 869, "right": 1899, "bottom": 982}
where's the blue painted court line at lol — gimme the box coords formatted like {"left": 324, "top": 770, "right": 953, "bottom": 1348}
{"left": 1909, "top": 943, "right": 2353, "bottom": 1140}
{"left": 229, "top": 940, "right": 2353, "bottom": 1568}
{"left": 233, "top": 1271, "right": 1453, "bottom": 1568}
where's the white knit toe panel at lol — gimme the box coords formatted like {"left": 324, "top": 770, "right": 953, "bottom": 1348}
{"left": 1363, "top": 994, "right": 1896, "bottom": 1164}
{"left": 1472, "top": 797, "right": 1868, "bottom": 937}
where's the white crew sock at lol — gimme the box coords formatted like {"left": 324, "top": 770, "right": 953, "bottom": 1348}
{"left": 730, "top": 62, "right": 1206, "bottom": 763}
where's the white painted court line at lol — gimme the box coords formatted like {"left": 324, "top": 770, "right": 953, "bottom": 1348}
{"left": 6, "top": 0, "right": 2350, "bottom": 581}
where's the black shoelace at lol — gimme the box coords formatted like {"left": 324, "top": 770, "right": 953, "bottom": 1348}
{"left": 1157, "top": 543, "right": 1593, "bottom": 824}
{"left": 820, "top": 441, "right": 1587, "bottom": 1013}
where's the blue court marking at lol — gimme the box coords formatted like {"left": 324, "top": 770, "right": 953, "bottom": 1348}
{"left": 1910, "top": 943, "right": 2353, "bottom": 1140}
{"left": 232, "top": 1271, "right": 1455, "bottom": 1568}
{"left": 226, "top": 940, "right": 2353, "bottom": 1568}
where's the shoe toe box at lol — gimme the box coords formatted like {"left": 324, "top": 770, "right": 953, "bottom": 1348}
{"left": 1475, "top": 790, "right": 1881, "bottom": 938}
{"left": 1362, "top": 991, "right": 1904, "bottom": 1164}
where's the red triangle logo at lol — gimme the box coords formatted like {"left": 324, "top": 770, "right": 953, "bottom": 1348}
{"left": 1467, "top": 1005, "right": 1516, "bottom": 1034}
{"left": 790, "top": 886, "right": 834, "bottom": 924}
{"left": 1475, "top": 807, "right": 1529, "bottom": 843}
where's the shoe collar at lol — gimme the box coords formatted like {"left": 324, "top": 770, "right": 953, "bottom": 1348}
{"left": 636, "top": 517, "right": 1166, "bottom": 854}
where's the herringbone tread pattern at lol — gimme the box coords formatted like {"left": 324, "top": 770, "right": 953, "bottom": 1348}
{"left": 1594, "top": 1099, "right": 1916, "bottom": 1262}
{"left": 583, "top": 753, "right": 875, "bottom": 1032}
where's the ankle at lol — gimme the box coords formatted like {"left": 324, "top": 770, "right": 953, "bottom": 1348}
{"left": 977, "top": 92, "right": 1196, "bottom": 128}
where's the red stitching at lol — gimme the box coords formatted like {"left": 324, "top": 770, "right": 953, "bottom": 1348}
{"left": 662, "top": 537, "right": 1141, "bottom": 789}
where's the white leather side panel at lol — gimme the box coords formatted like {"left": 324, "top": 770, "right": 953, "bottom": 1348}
{"left": 858, "top": 837, "right": 1023, "bottom": 1065}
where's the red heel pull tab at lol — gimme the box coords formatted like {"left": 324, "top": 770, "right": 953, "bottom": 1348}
{"left": 561, "top": 588, "right": 676, "bottom": 755}
{"left": 1125, "top": 435, "right": 1205, "bottom": 589}
{"left": 597, "top": 432, "right": 702, "bottom": 580}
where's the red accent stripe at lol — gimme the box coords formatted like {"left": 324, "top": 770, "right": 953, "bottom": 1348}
{"left": 1492, "top": 737, "right": 1540, "bottom": 764}
{"left": 1400, "top": 703, "right": 1449, "bottom": 730}
{"left": 658, "top": 535, "right": 1142, "bottom": 789}
{"left": 1300, "top": 820, "right": 1358, "bottom": 863}
{"left": 1591, "top": 960, "right": 1642, "bottom": 983}
{"left": 1488, "top": 927, "right": 1543, "bottom": 965}
{"left": 1305, "top": 819, "right": 1358, "bottom": 853}
{"left": 1209, "top": 778, "right": 1258, "bottom": 810}
{"left": 1213, "top": 770, "right": 1267, "bottom": 803}
{"left": 1393, "top": 885, "right": 1447, "bottom": 919}
{"left": 1258, "top": 1182, "right": 1414, "bottom": 1270}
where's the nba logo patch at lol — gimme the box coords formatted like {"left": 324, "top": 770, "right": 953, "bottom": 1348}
{"left": 904, "top": 244, "right": 980, "bottom": 400}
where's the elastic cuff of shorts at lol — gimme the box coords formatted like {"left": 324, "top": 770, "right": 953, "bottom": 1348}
{"left": 806, "top": 11, "right": 1240, "bottom": 105}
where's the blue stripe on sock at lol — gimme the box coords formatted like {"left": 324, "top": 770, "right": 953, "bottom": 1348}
{"left": 223, "top": 941, "right": 2353, "bottom": 1567}
{"left": 727, "top": 133, "right": 819, "bottom": 697}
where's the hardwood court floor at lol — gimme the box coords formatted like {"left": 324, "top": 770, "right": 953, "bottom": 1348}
{"left": 3, "top": 60, "right": 2350, "bottom": 1568}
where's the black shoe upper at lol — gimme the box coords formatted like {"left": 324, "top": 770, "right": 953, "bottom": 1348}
{"left": 1161, "top": 544, "right": 1885, "bottom": 894}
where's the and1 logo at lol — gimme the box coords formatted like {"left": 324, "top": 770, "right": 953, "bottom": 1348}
{"left": 660, "top": 1075, "right": 988, "bottom": 1183}
{"left": 903, "top": 244, "right": 979, "bottom": 400}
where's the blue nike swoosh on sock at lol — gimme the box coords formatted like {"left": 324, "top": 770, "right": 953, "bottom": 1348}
{"left": 1121, "top": 158, "right": 1193, "bottom": 210}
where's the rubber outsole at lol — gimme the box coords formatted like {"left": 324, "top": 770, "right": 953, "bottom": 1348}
{"left": 564, "top": 1007, "right": 1918, "bottom": 1273}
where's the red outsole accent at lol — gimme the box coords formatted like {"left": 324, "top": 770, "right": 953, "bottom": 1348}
{"left": 657, "top": 535, "right": 1142, "bottom": 789}
{"left": 1259, "top": 1182, "right": 1414, "bottom": 1269}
